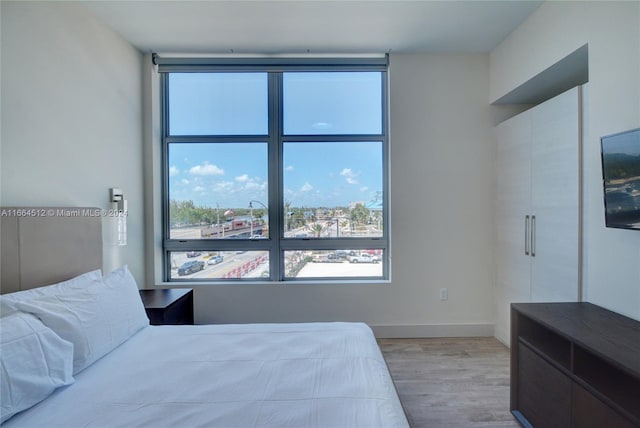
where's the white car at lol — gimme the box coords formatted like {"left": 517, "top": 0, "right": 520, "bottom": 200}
{"left": 207, "top": 255, "right": 224, "bottom": 265}
{"left": 348, "top": 253, "right": 379, "bottom": 263}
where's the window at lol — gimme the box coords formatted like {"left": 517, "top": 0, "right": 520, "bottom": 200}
{"left": 160, "top": 57, "right": 389, "bottom": 281}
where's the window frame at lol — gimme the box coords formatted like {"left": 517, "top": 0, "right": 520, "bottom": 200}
{"left": 159, "top": 57, "right": 390, "bottom": 282}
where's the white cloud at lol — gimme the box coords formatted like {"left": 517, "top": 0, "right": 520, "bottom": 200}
{"left": 285, "top": 165, "right": 294, "bottom": 172}
{"left": 189, "top": 163, "right": 224, "bottom": 176}
{"left": 181, "top": 179, "right": 190, "bottom": 185}
{"left": 312, "top": 122, "right": 332, "bottom": 130}
{"left": 340, "top": 168, "right": 359, "bottom": 184}
{"left": 193, "top": 186, "right": 206, "bottom": 193}
{"left": 301, "top": 182, "right": 314, "bottom": 192}
{"left": 235, "top": 174, "right": 249, "bottom": 182}
{"left": 214, "top": 181, "right": 234, "bottom": 192}
{"left": 169, "top": 165, "right": 179, "bottom": 177}
{"left": 360, "top": 186, "right": 369, "bottom": 192}
{"left": 340, "top": 168, "right": 355, "bottom": 177}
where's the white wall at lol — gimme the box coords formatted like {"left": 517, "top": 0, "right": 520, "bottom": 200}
{"left": 491, "top": 1, "right": 640, "bottom": 320}
{"left": 0, "top": 1, "right": 144, "bottom": 285}
{"left": 188, "top": 53, "right": 496, "bottom": 336}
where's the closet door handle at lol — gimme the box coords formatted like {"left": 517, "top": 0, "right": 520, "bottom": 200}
{"left": 531, "top": 215, "right": 536, "bottom": 257}
{"left": 525, "top": 215, "right": 530, "bottom": 256}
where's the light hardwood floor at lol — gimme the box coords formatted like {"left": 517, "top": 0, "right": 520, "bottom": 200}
{"left": 378, "top": 337, "right": 520, "bottom": 428}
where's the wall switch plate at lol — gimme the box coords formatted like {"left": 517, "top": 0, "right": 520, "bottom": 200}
{"left": 440, "top": 288, "right": 448, "bottom": 301}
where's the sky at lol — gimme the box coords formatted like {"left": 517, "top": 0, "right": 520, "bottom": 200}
{"left": 169, "top": 141, "right": 382, "bottom": 209}
{"left": 603, "top": 128, "right": 640, "bottom": 156}
{"left": 167, "top": 71, "right": 384, "bottom": 209}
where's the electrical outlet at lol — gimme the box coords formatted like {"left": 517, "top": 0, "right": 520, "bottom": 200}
{"left": 440, "top": 288, "right": 448, "bottom": 301}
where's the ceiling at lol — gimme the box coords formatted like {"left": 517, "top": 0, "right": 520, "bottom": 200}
{"left": 82, "top": 0, "right": 543, "bottom": 55}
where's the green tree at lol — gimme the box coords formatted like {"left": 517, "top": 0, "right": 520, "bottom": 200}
{"left": 311, "top": 223, "right": 324, "bottom": 237}
{"left": 350, "top": 203, "right": 370, "bottom": 226}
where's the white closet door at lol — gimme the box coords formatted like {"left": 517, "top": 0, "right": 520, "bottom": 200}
{"left": 530, "top": 87, "right": 581, "bottom": 302}
{"left": 494, "top": 112, "right": 532, "bottom": 344}
{"left": 493, "top": 86, "right": 582, "bottom": 345}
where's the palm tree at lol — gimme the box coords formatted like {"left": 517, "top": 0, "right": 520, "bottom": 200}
{"left": 311, "top": 223, "right": 324, "bottom": 237}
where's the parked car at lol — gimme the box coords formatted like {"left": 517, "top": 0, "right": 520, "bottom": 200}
{"left": 186, "top": 251, "right": 202, "bottom": 258}
{"left": 348, "top": 253, "right": 379, "bottom": 264}
{"left": 327, "top": 251, "right": 347, "bottom": 261}
{"left": 207, "top": 255, "right": 224, "bottom": 265}
{"left": 178, "top": 260, "right": 204, "bottom": 275}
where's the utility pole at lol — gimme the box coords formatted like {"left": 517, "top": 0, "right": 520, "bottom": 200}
{"left": 216, "top": 203, "right": 220, "bottom": 238}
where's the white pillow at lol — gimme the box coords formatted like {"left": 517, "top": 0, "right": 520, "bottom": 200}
{"left": 0, "top": 269, "right": 102, "bottom": 316}
{"left": 0, "top": 312, "right": 75, "bottom": 423}
{"left": 16, "top": 265, "right": 149, "bottom": 374}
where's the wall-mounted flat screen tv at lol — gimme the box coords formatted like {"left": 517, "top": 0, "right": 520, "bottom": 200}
{"left": 600, "top": 127, "right": 640, "bottom": 230}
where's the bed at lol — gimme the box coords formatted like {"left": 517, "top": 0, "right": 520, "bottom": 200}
{"left": 0, "top": 208, "right": 409, "bottom": 427}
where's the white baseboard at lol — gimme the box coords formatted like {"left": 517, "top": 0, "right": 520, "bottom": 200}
{"left": 370, "top": 323, "right": 495, "bottom": 338}
{"left": 494, "top": 326, "right": 511, "bottom": 348}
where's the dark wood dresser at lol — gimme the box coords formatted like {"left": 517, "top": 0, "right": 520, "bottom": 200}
{"left": 139, "top": 288, "right": 194, "bottom": 325}
{"left": 511, "top": 302, "right": 640, "bottom": 427}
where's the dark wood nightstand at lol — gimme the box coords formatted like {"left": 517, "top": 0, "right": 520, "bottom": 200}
{"left": 139, "top": 289, "right": 194, "bottom": 325}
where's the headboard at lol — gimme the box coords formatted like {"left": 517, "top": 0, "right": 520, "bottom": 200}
{"left": 1, "top": 208, "right": 103, "bottom": 294}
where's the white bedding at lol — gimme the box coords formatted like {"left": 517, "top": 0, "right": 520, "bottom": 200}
{"left": 4, "top": 322, "right": 408, "bottom": 428}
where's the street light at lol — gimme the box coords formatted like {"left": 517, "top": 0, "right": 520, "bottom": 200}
{"left": 249, "top": 200, "right": 268, "bottom": 238}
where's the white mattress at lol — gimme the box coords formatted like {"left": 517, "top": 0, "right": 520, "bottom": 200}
{"left": 5, "top": 322, "right": 408, "bottom": 428}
